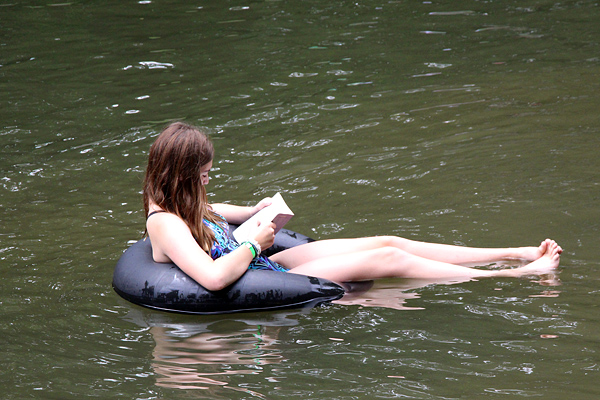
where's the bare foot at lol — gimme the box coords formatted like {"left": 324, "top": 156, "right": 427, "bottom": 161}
{"left": 504, "top": 240, "right": 561, "bottom": 278}
{"left": 517, "top": 239, "right": 563, "bottom": 261}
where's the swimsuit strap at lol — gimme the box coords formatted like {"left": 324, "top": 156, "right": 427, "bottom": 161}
{"left": 147, "top": 210, "right": 166, "bottom": 219}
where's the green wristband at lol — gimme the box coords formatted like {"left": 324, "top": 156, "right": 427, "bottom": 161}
{"left": 241, "top": 241, "right": 257, "bottom": 258}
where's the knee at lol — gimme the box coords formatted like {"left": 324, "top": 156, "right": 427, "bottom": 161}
{"left": 375, "top": 246, "right": 410, "bottom": 265}
{"left": 375, "top": 235, "right": 410, "bottom": 249}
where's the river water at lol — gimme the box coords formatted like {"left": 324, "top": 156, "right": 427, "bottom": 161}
{"left": 1, "top": 1, "right": 599, "bottom": 399}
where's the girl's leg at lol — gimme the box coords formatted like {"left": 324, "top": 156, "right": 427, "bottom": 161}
{"left": 380, "top": 236, "right": 555, "bottom": 264}
{"left": 270, "top": 236, "right": 553, "bottom": 269}
{"left": 284, "top": 241, "right": 560, "bottom": 283}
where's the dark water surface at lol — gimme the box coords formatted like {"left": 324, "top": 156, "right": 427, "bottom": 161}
{"left": 1, "top": 1, "right": 599, "bottom": 398}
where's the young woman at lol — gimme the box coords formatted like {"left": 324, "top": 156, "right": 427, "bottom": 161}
{"left": 143, "top": 122, "right": 562, "bottom": 291}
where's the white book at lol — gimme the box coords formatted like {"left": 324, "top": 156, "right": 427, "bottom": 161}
{"left": 232, "top": 193, "right": 294, "bottom": 243}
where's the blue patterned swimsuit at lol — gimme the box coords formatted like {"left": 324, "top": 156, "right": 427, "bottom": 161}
{"left": 203, "top": 218, "right": 288, "bottom": 272}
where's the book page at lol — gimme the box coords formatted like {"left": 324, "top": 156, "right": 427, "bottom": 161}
{"left": 232, "top": 193, "right": 294, "bottom": 243}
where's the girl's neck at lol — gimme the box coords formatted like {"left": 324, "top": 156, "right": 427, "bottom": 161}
{"left": 148, "top": 202, "right": 165, "bottom": 214}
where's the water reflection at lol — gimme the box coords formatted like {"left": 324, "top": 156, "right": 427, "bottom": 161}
{"left": 337, "top": 280, "right": 425, "bottom": 311}
{"left": 337, "top": 262, "right": 560, "bottom": 311}
{"left": 150, "top": 325, "right": 281, "bottom": 394}
{"left": 123, "top": 308, "right": 303, "bottom": 395}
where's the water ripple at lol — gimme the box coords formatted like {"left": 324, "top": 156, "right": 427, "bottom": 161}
{"left": 464, "top": 304, "right": 554, "bottom": 325}
{"left": 122, "top": 61, "right": 174, "bottom": 70}
{"left": 318, "top": 103, "right": 360, "bottom": 111}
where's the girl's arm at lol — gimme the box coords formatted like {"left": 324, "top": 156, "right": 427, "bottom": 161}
{"left": 211, "top": 197, "right": 272, "bottom": 224}
{"left": 147, "top": 212, "right": 274, "bottom": 291}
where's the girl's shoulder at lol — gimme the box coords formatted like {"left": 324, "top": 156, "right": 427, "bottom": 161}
{"left": 147, "top": 210, "right": 166, "bottom": 219}
{"left": 146, "top": 210, "right": 195, "bottom": 258}
{"left": 146, "top": 210, "right": 190, "bottom": 235}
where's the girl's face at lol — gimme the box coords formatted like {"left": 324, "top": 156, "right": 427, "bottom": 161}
{"left": 200, "top": 160, "right": 213, "bottom": 186}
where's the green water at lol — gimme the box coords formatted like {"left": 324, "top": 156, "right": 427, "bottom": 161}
{"left": 1, "top": 1, "right": 599, "bottom": 398}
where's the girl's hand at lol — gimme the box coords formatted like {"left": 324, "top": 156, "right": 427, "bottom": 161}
{"left": 252, "top": 221, "right": 276, "bottom": 250}
{"left": 251, "top": 197, "right": 272, "bottom": 216}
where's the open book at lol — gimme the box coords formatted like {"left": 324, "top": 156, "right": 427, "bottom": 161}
{"left": 232, "top": 192, "right": 294, "bottom": 243}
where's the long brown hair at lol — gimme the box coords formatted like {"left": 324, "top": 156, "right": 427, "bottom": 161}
{"left": 143, "top": 122, "right": 223, "bottom": 252}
